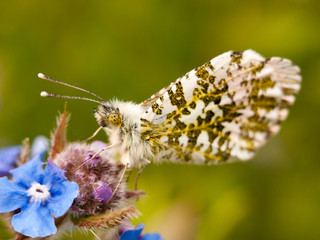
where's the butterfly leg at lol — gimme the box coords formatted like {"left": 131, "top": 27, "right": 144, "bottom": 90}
{"left": 126, "top": 168, "right": 134, "bottom": 183}
{"left": 106, "top": 163, "right": 128, "bottom": 204}
{"left": 81, "top": 126, "right": 103, "bottom": 142}
{"left": 74, "top": 143, "right": 118, "bottom": 172}
{"left": 135, "top": 160, "right": 150, "bottom": 191}
{"left": 90, "top": 229, "right": 102, "bottom": 240}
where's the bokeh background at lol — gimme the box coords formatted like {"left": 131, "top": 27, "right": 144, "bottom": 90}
{"left": 0, "top": 0, "right": 319, "bottom": 239}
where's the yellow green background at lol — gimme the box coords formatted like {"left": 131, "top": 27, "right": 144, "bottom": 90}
{"left": 0, "top": 0, "right": 319, "bottom": 239}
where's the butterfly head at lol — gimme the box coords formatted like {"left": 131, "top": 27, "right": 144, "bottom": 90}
{"left": 38, "top": 73, "right": 124, "bottom": 128}
{"left": 95, "top": 103, "right": 123, "bottom": 128}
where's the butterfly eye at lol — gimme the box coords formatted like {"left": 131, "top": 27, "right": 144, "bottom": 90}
{"left": 108, "top": 113, "right": 122, "bottom": 126}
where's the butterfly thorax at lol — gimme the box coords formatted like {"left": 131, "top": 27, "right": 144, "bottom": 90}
{"left": 94, "top": 100, "right": 152, "bottom": 168}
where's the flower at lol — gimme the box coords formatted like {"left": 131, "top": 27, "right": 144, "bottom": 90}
{"left": 53, "top": 142, "right": 127, "bottom": 216}
{"left": 120, "top": 223, "right": 164, "bottom": 240}
{"left": 0, "top": 145, "right": 21, "bottom": 177}
{"left": 0, "top": 135, "right": 49, "bottom": 177}
{"left": 43, "top": 110, "right": 140, "bottom": 232}
{"left": 30, "top": 135, "right": 50, "bottom": 157}
{"left": 0, "top": 154, "right": 79, "bottom": 238}
{"left": 142, "top": 233, "right": 164, "bottom": 240}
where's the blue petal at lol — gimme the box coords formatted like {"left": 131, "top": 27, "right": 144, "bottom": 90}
{"left": 0, "top": 177, "right": 29, "bottom": 213}
{"left": 120, "top": 223, "right": 145, "bottom": 240}
{"left": 47, "top": 181, "right": 79, "bottom": 218}
{"left": 0, "top": 146, "right": 21, "bottom": 176}
{"left": 31, "top": 136, "right": 49, "bottom": 157}
{"left": 10, "top": 155, "right": 44, "bottom": 187}
{"left": 42, "top": 159, "right": 67, "bottom": 185}
{"left": 42, "top": 159, "right": 68, "bottom": 197}
{"left": 141, "top": 233, "right": 164, "bottom": 240}
{"left": 12, "top": 201, "right": 56, "bottom": 238}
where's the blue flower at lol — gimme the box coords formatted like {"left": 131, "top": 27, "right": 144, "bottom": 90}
{"left": 0, "top": 154, "right": 79, "bottom": 238}
{"left": 0, "top": 145, "right": 21, "bottom": 177}
{"left": 120, "top": 223, "right": 164, "bottom": 240}
{"left": 30, "top": 135, "right": 49, "bottom": 157}
{"left": 0, "top": 135, "right": 49, "bottom": 177}
{"left": 142, "top": 233, "right": 164, "bottom": 240}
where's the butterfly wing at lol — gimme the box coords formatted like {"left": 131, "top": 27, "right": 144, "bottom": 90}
{"left": 140, "top": 50, "right": 301, "bottom": 164}
{"left": 140, "top": 79, "right": 177, "bottom": 109}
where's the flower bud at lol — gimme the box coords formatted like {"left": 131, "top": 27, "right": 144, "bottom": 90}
{"left": 93, "top": 181, "right": 113, "bottom": 204}
{"left": 52, "top": 142, "right": 126, "bottom": 216}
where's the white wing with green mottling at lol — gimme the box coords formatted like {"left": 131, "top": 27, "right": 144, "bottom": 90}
{"left": 139, "top": 50, "right": 301, "bottom": 164}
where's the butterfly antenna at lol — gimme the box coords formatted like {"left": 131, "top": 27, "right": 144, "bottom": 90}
{"left": 40, "top": 91, "right": 102, "bottom": 104}
{"left": 38, "top": 73, "right": 106, "bottom": 102}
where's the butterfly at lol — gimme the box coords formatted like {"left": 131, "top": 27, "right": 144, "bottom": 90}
{"left": 40, "top": 49, "right": 301, "bottom": 169}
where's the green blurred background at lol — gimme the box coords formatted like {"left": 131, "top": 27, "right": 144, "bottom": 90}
{"left": 0, "top": 0, "right": 319, "bottom": 239}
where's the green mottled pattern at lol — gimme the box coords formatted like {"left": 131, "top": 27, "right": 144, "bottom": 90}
{"left": 140, "top": 50, "right": 301, "bottom": 164}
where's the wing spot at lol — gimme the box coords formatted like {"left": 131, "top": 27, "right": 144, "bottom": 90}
{"left": 182, "top": 108, "right": 191, "bottom": 115}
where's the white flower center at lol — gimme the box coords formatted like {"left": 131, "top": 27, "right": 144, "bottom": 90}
{"left": 27, "top": 182, "right": 51, "bottom": 202}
